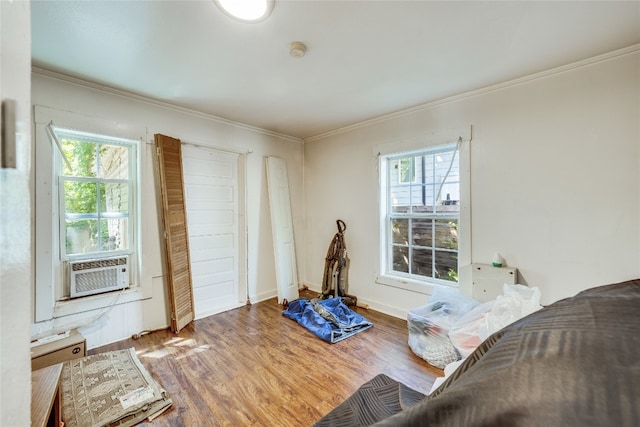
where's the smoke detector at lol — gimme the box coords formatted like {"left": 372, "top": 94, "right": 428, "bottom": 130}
{"left": 290, "top": 42, "right": 306, "bottom": 58}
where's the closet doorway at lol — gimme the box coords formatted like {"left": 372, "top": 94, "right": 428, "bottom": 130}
{"left": 182, "top": 144, "right": 246, "bottom": 319}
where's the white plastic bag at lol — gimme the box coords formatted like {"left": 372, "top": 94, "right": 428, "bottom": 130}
{"left": 448, "top": 284, "right": 542, "bottom": 357}
{"left": 479, "top": 284, "right": 542, "bottom": 341}
{"left": 407, "top": 287, "right": 479, "bottom": 368}
{"left": 448, "top": 300, "right": 495, "bottom": 357}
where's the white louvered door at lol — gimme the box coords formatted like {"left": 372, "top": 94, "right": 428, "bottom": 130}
{"left": 154, "top": 134, "right": 195, "bottom": 333}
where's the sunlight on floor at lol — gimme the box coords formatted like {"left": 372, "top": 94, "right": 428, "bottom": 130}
{"left": 135, "top": 336, "right": 212, "bottom": 360}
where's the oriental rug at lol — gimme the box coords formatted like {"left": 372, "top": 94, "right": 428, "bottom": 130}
{"left": 61, "top": 348, "right": 172, "bottom": 427}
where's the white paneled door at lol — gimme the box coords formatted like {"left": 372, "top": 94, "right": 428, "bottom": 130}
{"left": 182, "top": 145, "right": 242, "bottom": 319}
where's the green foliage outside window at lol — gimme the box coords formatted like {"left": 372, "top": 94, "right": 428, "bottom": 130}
{"left": 60, "top": 135, "right": 130, "bottom": 256}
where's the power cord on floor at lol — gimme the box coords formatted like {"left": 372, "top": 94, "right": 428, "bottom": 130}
{"left": 131, "top": 326, "right": 169, "bottom": 340}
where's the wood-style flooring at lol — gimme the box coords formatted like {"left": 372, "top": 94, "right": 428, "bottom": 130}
{"left": 90, "top": 290, "right": 443, "bottom": 426}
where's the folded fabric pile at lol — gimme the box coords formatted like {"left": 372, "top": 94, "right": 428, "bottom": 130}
{"left": 61, "top": 348, "right": 172, "bottom": 427}
{"left": 283, "top": 297, "right": 372, "bottom": 343}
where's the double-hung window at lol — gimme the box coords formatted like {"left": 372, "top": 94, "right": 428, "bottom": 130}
{"left": 381, "top": 142, "right": 461, "bottom": 286}
{"left": 52, "top": 127, "right": 137, "bottom": 261}
{"left": 34, "top": 107, "right": 145, "bottom": 321}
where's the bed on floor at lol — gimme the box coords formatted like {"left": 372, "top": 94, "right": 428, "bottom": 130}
{"left": 313, "top": 279, "right": 640, "bottom": 427}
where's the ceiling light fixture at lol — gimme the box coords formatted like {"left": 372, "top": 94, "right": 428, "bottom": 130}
{"left": 214, "top": 0, "right": 274, "bottom": 23}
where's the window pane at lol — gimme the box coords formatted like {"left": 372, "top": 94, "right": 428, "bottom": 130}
{"left": 66, "top": 219, "right": 99, "bottom": 255}
{"left": 390, "top": 185, "right": 411, "bottom": 213}
{"left": 434, "top": 250, "right": 458, "bottom": 282}
{"left": 392, "top": 218, "right": 409, "bottom": 244}
{"left": 64, "top": 181, "right": 97, "bottom": 214}
{"left": 389, "top": 159, "right": 400, "bottom": 185}
{"left": 101, "top": 183, "right": 129, "bottom": 214}
{"left": 61, "top": 139, "right": 96, "bottom": 177}
{"left": 422, "top": 154, "right": 435, "bottom": 184}
{"left": 435, "top": 150, "right": 460, "bottom": 210}
{"left": 412, "top": 248, "right": 432, "bottom": 277}
{"left": 438, "top": 185, "right": 460, "bottom": 213}
{"left": 101, "top": 218, "right": 129, "bottom": 251}
{"left": 435, "top": 219, "right": 458, "bottom": 250}
{"left": 435, "top": 150, "right": 457, "bottom": 180}
{"left": 411, "top": 184, "right": 435, "bottom": 213}
{"left": 392, "top": 246, "right": 409, "bottom": 273}
{"left": 399, "top": 158, "right": 414, "bottom": 183}
{"left": 411, "top": 219, "right": 432, "bottom": 247}
{"left": 99, "top": 144, "right": 129, "bottom": 179}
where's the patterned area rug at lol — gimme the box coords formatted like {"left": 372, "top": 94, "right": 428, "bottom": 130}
{"left": 312, "top": 374, "right": 425, "bottom": 427}
{"left": 61, "top": 348, "right": 172, "bottom": 427}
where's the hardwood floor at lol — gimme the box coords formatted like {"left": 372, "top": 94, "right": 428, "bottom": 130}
{"left": 91, "top": 291, "right": 443, "bottom": 426}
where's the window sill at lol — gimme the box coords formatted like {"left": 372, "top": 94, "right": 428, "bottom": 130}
{"left": 375, "top": 274, "right": 458, "bottom": 296}
{"left": 53, "top": 287, "right": 145, "bottom": 318}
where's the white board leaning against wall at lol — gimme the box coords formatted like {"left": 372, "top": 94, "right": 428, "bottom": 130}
{"left": 266, "top": 156, "right": 300, "bottom": 304}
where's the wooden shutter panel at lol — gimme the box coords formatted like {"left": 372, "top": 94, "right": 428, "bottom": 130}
{"left": 154, "top": 134, "right": 195, "bottom": 333}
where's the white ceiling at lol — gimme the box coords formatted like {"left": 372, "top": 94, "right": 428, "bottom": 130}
{"left": 31, "top": 1, "right": 640, "bottom": 140}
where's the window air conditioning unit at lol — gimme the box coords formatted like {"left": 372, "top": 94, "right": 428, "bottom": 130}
{"left": 69, "top": 256, "right": 129, "bottom": 298}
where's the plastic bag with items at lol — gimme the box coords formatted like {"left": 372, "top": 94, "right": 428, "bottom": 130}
{"left": 407, "top": 287, "right": 479, "bottom": 368}
{"left": 448, "top": 284, "right": 542, "bottom": 357}
{"left": 447, "top": 300, "right": 496, "bottom": 358}
{"left": 479, "top": 283, "right": 541, "bottom": 340}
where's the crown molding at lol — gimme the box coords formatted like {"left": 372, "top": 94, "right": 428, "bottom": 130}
{"left": 304, "top": 43, "right": 640, "bottom": 143}
{"left": 32, "top": 43, "right": 638, "bottom": 145}
{"left": 31, "top": 67, "right": 303, "bottom": 144}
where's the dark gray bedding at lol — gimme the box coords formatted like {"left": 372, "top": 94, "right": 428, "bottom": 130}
{"left": 316, "top": 279, "right": 640, "bottom": 426}
{"left": 312, "top": 373, "right": 425, "bottom": 427}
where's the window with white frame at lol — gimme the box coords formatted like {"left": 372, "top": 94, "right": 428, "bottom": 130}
{"left": 52, "top": 127, "right": 138, "bottom": 262}
{"left": 381, "top": 142, "right": 460, "bottom": 284}
{"left": 34, "top": 107, "right": 147, "bottom": 321}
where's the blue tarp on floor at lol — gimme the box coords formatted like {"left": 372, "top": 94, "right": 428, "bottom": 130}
{"left": 282, "top": 297, "right": 373, "bottom": 343}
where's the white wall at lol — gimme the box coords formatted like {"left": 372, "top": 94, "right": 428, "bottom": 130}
{"left": 0, "top": 1, "right": 32, "bottom": 424}
{"left": 31, "top": 72, "right": 304, "bottom": 349}
{"left": 303, "top": 48, "right": 640, "bottom": 314}
{"left": 29, "top": 47, "right": 640, "bottom": 347}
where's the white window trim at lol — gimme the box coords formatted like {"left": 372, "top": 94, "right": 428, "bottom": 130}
{"left": 374, "top": 126, "right": 472, "bottom": 296}
{"left": 34, "top": 105, "right": 147, "bottom": 322}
